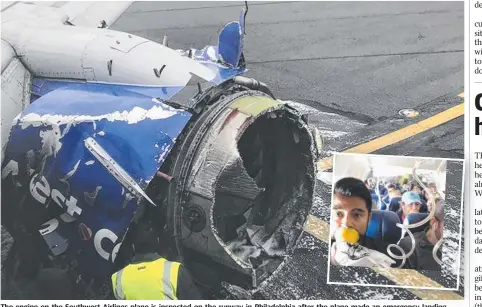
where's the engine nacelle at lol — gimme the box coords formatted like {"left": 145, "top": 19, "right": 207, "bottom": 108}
{"left": 1, "top": 79, "right": 317, "bottom": 296}
{"left": 167, "top": 90, "right": 316, "bottom": 288}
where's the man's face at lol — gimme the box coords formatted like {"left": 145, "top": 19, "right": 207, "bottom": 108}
{"left": 401, "top": 201, "right": 420, "bottom": 216}
{"left": 430, "top": 218, "right": 444, "bottom": 241}
{"left": 332, "top": 193, "right": 371, "bottom": 236}
{"left": 413, "top": 186, "right": 422, "bottom": 194}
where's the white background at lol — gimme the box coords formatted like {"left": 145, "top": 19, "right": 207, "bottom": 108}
{"left": 470, "top": 0, "right": 478, "bottom": 307}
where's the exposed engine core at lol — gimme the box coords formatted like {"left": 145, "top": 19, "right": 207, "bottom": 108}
{"left": 165, "top": 91, "right": 316, "bottom": 288}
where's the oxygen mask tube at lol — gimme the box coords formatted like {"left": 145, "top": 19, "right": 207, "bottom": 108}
{"left": 375, "top": 176, "right": 389, "bottom": 210}
{"left": 386, "top": 160, "right": 443, "bottom": 268}
{"left": 436, "top": 160, "right": 446, "bottom": 200}
{"left": 375, "top": 177, "right": 382, "bottom": 209}
{"left": 427, "top": 160, "right": 445, "bottom": 266}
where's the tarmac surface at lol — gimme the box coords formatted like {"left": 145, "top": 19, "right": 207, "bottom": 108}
{"left": 110, "top": 1, "right": 465, "bottom": 301}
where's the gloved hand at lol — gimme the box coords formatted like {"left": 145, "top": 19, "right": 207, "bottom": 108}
{"left": 331, "top": 241, "right": 396, "bottom": 268}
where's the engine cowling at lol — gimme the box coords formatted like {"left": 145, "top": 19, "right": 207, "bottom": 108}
{"left": 1, "top": 81, "right": 317, "bottom": 296}
{"left": 164, "top": 90, "right": 316, "bottom": 289}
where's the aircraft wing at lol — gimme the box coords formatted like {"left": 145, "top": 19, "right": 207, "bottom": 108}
{"left": 1, "top": 1, "right": 133, "bottom": 28}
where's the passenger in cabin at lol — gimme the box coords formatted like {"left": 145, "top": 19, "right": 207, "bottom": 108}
{"left": 401, "top": 178, "right": 411, "bottom": 193}
{"left": 426, "top": 182, "right": 441, "bottom": 205}
{"left": 397, "top": 198, "right": 444, "bottom": 271}
{"left": 386, "top": 184, "right": 402, "bottom": 212}
{"left": 396, "top": 191, "right": 422, "bottom": 223}
{"left": 331, "top": 178, "right": 392, "bottom": 258}
{"left": 428, "top": 182, "right": 438, "bottom": 194}
{"left": 364, "top": 178, "right": 375, "bottom": 194}
{"left": 378, "top": 183, "right": 388, "bottom": 199}
{"left": 408, "top": 182, "right": 429, "bottom": 212}
{"left": 410, "top": 182, "right": 425, "bottom": 200}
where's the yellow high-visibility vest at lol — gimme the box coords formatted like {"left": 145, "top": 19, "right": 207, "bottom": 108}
{"left": 111, "top": 258, "right": 181, "bottom": 300}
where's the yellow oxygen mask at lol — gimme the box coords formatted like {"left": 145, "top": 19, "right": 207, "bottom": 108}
{"left": 335, "top": 226, "right": 360, "bottom": 244}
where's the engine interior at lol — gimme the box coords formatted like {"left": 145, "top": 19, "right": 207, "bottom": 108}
{"left": 168, "top": 92, "right": 316, "bottom": 290}
{"left": 213, "top": 109, "right": 315, "bottom": 274}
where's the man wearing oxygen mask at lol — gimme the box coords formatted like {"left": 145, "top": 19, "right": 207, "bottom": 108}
{"left": 396, "top": 198, "right": 444, "bottom": 270}
{"left": 330, "top": 177, "right": 395, "bottom": 268}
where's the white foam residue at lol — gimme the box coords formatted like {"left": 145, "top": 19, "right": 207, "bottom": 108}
{"left": 278, "top": 99, "right": 318, "bottom": 114}
{"left": 157, "top": 142, "right": 172, "bottom": 163}
{"left": 443, "top": 228, "right": 462, "bottom": 275}
{"left": 85, "top": 160, "right": 95, "bottom": 166}
{"left": 147, "top": 106, "right": 179, "bottom": 121}
{"left": 447, "top": 208, "right": 458, "bottom": 217}
{"left": 362, "top": 290, "right": 394, "bottom": 300}
{"left": 39, "top": 126, "right": 62, "bottom": 157}
{"left": 63, "top": 160, "right": 81, "bottom": 180}
{"left": 97, "top": 131, "right": 105, "bottom": 136}
{"left": 61, "top": 123, "right": 72, "bottom": 138}
{"left": 12, "top": 113, "right": 21, "bottom": 126}
{"left": 19, "top": 105, "right": 180, "bottom": 129}
{"left": 318, "top": 130, "right": 349, "bottom": 139}
{"left": 206, "top": 46, "right": 217, "bottom": 60}
{"left": 127, "top": 106, "right": 147, "bottom": 124}
{"left": 277, "top": 99, "right": 366, "bottom": 130}
{"left": 316, "top": 171, "right": 332, "bottom": 185}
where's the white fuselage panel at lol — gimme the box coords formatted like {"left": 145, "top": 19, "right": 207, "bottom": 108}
{"left": 1, "top": 58, "right": 32, "bottom": 161}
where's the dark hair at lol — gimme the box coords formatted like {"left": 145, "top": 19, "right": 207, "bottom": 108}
{"left": 410, "top": 181, "right": 421, "bottom": 191}
{"left": 387, "top": 183, "right": 400, "bottom": 191}
{"left": 132, "top": 225, "right": 159, "bottom": 254}
{"left": 334, "top": 177, "right": 372, "bottom": 213}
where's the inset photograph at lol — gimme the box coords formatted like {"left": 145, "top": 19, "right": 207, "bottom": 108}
{"left": 327, "top": 153, "right": 464, "bottom": 289}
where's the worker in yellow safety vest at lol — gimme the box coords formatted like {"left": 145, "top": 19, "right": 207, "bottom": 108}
{"left": 111, "top": 226, "right": 203, "bottom": 300}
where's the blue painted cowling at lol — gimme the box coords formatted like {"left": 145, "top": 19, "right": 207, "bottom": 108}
{"left": 2, "top": 81, "right": 192, "bottom": 278}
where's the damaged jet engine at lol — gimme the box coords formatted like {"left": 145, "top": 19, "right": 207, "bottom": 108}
{"left": 1, "top": 4, "right": 319, "bottom": 298}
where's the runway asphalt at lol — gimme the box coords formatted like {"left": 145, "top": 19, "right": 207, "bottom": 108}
{"left": 112, "top": 1, "right": 463, "bottom": 152}
{"left": 110, "top": 1, "right": 465, "bottom": 300}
